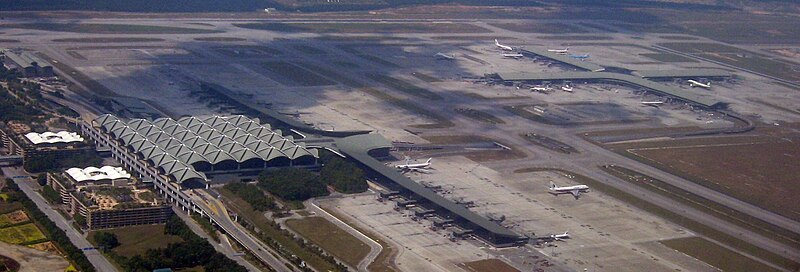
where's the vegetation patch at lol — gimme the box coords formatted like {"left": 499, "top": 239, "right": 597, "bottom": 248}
{"left": 410, "top": 72, "right": 440, "bottom": 83}
{"left": 661, "top": 237, "right": 780, "bottom": 272}
{"left": 286, "top": 217, "right": 371, "bottom": 268}
{"left": 511, "top": 168, "right": 799, "bottom": 271}
{"left": 0, "top": 223, "right": 47, "bottom": 245}
{"left": 291, "top": 44, "right": 327, "bottom": 55}
{"left": 3, "top": 23, "right": 222, "bottom": 34}
{"left": 88, "top": 224, "right": 183, "bottom": 257}
{"left": 658, "top": 42, "right": 800, "bottom": 82}
{"left": 51, "top": 37, "right": 163, "bottom": 43}
{"left": 234, "top": 22, "right": 490, "bottom": 34}
{"left": 601, "top": 165, "right": 800, "bottom": 250}
{"left": 520, "top": 133, "right": 577, "bottom": 154}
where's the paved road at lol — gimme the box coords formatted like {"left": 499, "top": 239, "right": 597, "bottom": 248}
{"left": 1, "top": 167, "right": 118, "bottom": 272}
{"left": 308, "top": 197, "right": 383, "bottom": 272}
{"left": 172, "top": 206, "right": 262, "bottom": 272}
{"left": 187, "top": 189, "right": 297, "bottom": 272}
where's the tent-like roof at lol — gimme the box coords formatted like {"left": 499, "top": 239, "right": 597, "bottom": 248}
{"left": 66, "top": 166, "right": 131, "bottom": 182}
{"left": 24, "top": 131, "right": 84, "bottom": 145}
{"left": 93, "top": 114, "right": 318, "bottom": 183}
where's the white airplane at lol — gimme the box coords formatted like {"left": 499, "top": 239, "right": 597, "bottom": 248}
{"left": 688, "top": 80, "right": 711, "bottom": 89}
{"left": 549, "top": 181, "right": 589, "bottom": 198}
{"left": 502, "top": 53, "right": 524, "bottom": 59}
{"left": 435, "top": 52, "right": 455, "bottom": 60}
{"left": 551, "top": 232, "right": 570, "bottom": 241}
{"left": 494, "top": 39, "right": 514, "bottom": 51}
{"left": 531, "top": 86, "right": 553, "bottom": 92}
{"left": 396, "top": 158, "right": 433, "bottom": 173}
{"left": 548, "top": 47, "right": 569, "bottom": 55}
{"left": 561, "top": 85, "right": 574, "bottom": 92}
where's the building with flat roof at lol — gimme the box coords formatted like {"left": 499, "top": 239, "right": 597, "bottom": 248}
{"left": 47, "top": 170, "right": 171, "bottom": 229}
{"left": 0, "top": 124, "right": 95, "bottom": 170}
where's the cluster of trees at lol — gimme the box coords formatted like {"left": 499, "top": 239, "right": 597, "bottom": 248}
{"left": 93, "top": 232, "right": 119, "bottom": 252}
{"left": 40, "top": 185, "right": 61, "bottom": 204}
{"left": 0, "top": 84, "right": 44, "bottom": 123}
{"left": 256, "top": 156, "right": 368, "bottom": 202}
{"left": 118, "top": 215, "right": 246, "bottom": 272}
{"left": 258, "top": 168, "right": 328, "bottom": 201}
{"left": 2, "top": 179, "right": 95, "bottom": 271}
{"left": 224, "top": 183, "right": 275, "bottom": 211}
{"left": 320, "top": 157, "right": 368, "bottom": 194}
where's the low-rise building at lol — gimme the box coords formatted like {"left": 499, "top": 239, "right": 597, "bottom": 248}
{"left": 1, "top": 50, "right": 54, "bottom": 78}
{"left": 47, "top": 169, "right": 172, "bottom": 229}
{"left": 0, "top": 123, "right": 96, "bottom": 170}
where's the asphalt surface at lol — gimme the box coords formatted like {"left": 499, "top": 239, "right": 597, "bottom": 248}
{"left": 187, "top": 189, "right": 297, "bottom": 272}
{"left": 1, "top": 166, "right": 118, "bottom": 272}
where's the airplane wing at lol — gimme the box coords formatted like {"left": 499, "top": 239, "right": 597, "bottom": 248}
{"left": 570, "top": 189, "right": 581, "bottom": 199}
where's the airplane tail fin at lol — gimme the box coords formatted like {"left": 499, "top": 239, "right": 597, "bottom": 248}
{"left": 495, "top": 39, "right": 500, "bottom": 45}
{"left": 549, "top": 181, "right": 556, "bottom": 190}
{"left": 426, "top": 158, "right": 432, "bottom": 164}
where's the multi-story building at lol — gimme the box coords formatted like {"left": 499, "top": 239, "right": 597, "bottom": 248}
{"left": 47, "top": 168, "right": 172, "bottom": 229}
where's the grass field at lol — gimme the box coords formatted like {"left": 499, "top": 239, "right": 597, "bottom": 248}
{"left": 515, "top": 167, "right": 800, "bottom": 271}
{"left": 295, "top": 62, "right": 365, "bottom": 88}
{"left": 488, "top": 22, "right": 588, "bottom": 33}
{"left": 459, "top": 259, "right": 519, "bottom": 272}
{"left": 286, "top": 217, "right": 371, "bottom": 268}
{"left": 366, "top": 74, "right": 442, "bottom": 101}
{"left": 661, "top": 237, "right": 780, "bottom": 272}
{"left": 219, "top": 188, "right": 341, "bottom": 272}
{"left": 0, "top": 223, "right": 47, "bottom": 245}
{"left": 0, "top": 210, "right": 29, "bottom": 228}
{"left": 601, "top": 165, "right": 800, "bottom": 250}
{"left": 2, "top": 23, "right": 222, "bottom": 34}
{"left": 420, "top": 135, "right": 526, "bottom": 162}
{"left": 658, "top": 42, "right": 800, "bottom": 82}
{"left": 610, "top": 135, "right": 800, "bottom": 222}
{"left": 88, "top": 224, "right": 183, "bottom": 257}
{"left": 260, "top": 61, "right": 336, "bottom": 86}
{"left": 319, "top": 207, "right": 398, "bottom": 272}
{"left": 0, "top": 39, "right": 20, "bottom": 43}
{"left": 659, "top": 35, "right": 698, "bottom": 40}
{"left": 51, "top": 37, "right": 163, "bottom": 43}
{"left": 234, "top": 22, "right": 490, "bottom": 34}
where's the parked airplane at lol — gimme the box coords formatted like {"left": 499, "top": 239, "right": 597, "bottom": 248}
{"left": 502, "top": 53, "right": 524, "bottom": 59}
{"left": 688, "top": 80, "right": 711, "bottom": 89}
{"left": 494, "top": 39, "right": 514, "bottom": 51}
{"left": 531, "top": 86, "right": 553, "bottom": 92}
{"left": 396, "top": 158, "right": 433, "bottom": 173}
{"left": 549, "top": 181, "right": 589, "bottom": 198}
{"left": 569, "top": 53, "right": 590, "bottom": 60}
{"left": 548, "top": 47, "right": 569, "bottom": 55}
{"left": 561, "top": 85, "right": 574, "bottom": 92}
{"left": 435, "top": 52, "right": 455, "bottom": 60}
{"left": 551, "top": 232, "right": 570, "bottom": 241}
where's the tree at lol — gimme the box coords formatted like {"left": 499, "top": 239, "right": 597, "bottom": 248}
{"left": 94, "top": 232, "right": 119, "bottom": 251}
{"left": 257, "top": 168, "right": 329, "bottom": 201}
{"left": 36, "top": 174, "right": 47, "bottom": 186}
{"left": 224, "top": 183, "right": 275, "bottom": 211}
{"left": 320, "top": 158, "right": 368, "bottom": 194}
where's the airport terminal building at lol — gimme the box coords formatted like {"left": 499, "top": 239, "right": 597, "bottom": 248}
{"left": 83, "top": 114, "right": 319, "bottom": 187}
